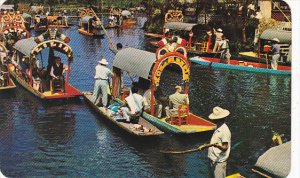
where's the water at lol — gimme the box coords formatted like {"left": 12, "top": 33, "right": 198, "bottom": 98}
{"left": 0, "top": 16, "right": 291, "bottom": 177}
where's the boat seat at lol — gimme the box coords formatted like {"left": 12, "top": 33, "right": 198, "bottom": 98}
{"left": 50, "top": 77, "right": 65, "bottom": 93}
{"left": 170, "top": 105, "right": 189, "bottom": 126}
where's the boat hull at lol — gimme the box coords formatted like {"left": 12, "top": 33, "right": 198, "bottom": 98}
{"left": 78, "top": 28, "right": 104, "bottom": 37}
{"left": 191, "top": 56, "right": 291, "bottom": 75}
{"left": 8, "top": 64, "right": 82, "bottom": 100}
{"left": 83, "top": 92, "right": 164, "bottom": 136}
{"left": 142, "top": 112, "right": 216, "bottom": 134}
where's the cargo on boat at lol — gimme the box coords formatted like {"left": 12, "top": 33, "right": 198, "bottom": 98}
{"left": 9, "top": 29, "right": 82, "bottom": 100}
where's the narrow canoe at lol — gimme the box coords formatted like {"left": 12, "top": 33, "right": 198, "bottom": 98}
{"left": 83, "top": 92, "right": 164, "bottom": 137}
{"left": 0, "top": 78, "right": 16, "bottom": 91}
{"left": 190, "top": 56, "right": 291, "bottom": 75}
{"left": 142, "top": 112, "right": 216, "bottom": 134}
{"left": 8, "top": 64, "right": 82, "bottom": 100}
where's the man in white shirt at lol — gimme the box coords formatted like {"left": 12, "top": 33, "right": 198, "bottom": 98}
{"left": 93, "top": 58, "right": 113, "bottom": 107}
{"left": 218, "top": 35, "right": 231, "bottom": 64}
{"left": 143, "top": 86, "right": 162, "bottom": 118}
{"left": 213, "top": 28, "right": 223, "bottom": 53}
{"left": 199, "top": 106, "right": 231, "bottom": 178}
{"left": 120, "top": 85, "right": 143, "bottom": 123}
{"left": 50, "top": 56, "right": 68, "bottom": 92}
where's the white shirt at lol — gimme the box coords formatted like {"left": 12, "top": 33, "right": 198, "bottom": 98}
{"left": 208, "top": 123, "right": 231, "bottom": 163}
{"left": 50, "top": 63, "right": 68, "bottom": 78}
{"left": 125, "top": 93, "right": 143, "bottom": 114}
{"left": 94, "top": 64, "right": 113, "bottom": 80}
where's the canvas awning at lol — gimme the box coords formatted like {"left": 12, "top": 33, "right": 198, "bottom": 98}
{"left": 255, "top": 141, "right": 291, "bottom": 178}
{"left": 260, "top": 29, "right": 291, "bottom": 44}
{"left": 81, "top": 16, "right": 93, "bottom": 24}
{"left": 165, "top": 22, "right": 197, "bottom": 31}
{"left": 113, "top": 48, "right": 156, "bottom": 80}
{"left": 13, "top": 37, "right": 37, "bottom": 57}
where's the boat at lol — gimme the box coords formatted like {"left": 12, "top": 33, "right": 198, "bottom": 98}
{"left": 111, "top": 44, "right": 216, "bottom": 134}
{"left": 0, "top": 42, "right": 16, "bottom": 91}
{"left": 78, "top": 8, "right": 104, "bottom": 37}
{"left": 239, "top": 29, "right": 291, "bottom": 66}
{"left": 148, "top": 10, "right": 212, "bottom": 55}
{"left": 252, "top": 141, "right": 290, "bottom": 178}
{"left": 47, "top": 15, "right": 69, "bottom": 28}
{"left": 83, "top": 92, "right": 164, "bottom": 137}
{"left": 190, "top": 56, "right": 291, "bottom": 75}
{"left": 106, "top": 8, "right": 136, "bottom": 28}
{"left": 144, "top": 32, "right": 163, "bottom": 38}
{"left": 33, "top": 14, "right": 48, "bottom": 31}
{"left": 8, "top": 29, "right": 82, "bottom": 100}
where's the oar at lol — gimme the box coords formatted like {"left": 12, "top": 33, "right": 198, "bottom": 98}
{"left": 160, "top": 144, "right": 209, "bottom": 154}
{"left": 90, "top": 8, "right": 114, "bottom": 45}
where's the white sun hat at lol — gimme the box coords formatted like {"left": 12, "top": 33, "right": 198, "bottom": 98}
{"left": 272, "top": 38, "right": 280, "bottom": 43}
{"left": 209, "top": 106, "right": 230, "bottom": 120}
{"left": 99, "top": 58, "right": 108, "bottom": 65}
{"left": 217, "top": 28, "right": 223, "bottom": 32}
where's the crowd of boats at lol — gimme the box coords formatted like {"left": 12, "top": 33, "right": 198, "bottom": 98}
{"left": 0, "top": 5, "right": 291, "bottom": 178}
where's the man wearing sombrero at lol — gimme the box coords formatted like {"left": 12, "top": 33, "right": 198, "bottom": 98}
{"left": 92, "top": 58, "right": 113, "bottom": 107}
{"left": 200, "top": 106, "right": 231, "bottom": 178}
{"left": 269, "top": 38, "right": 281, "bottom": 70}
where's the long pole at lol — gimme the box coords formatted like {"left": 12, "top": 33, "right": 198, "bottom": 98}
{"left": 90, "top": 8, "right": 114, "bottom": 45}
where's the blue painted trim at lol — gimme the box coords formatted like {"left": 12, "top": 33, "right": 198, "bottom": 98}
{"left": 191, "top": 59, "right": 291, "bottom": 75}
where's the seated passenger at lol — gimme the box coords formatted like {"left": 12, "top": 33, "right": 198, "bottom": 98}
{"left": 143, "top": 85, "right": 162, "bottom": 118}
{"left": 119, "top": 85, "right": 143, "bottom": 123}
{"left": 50, "top": 56, "right": 68, "bottom": 92}
{"left": 165, "top": 85, "right": 189, "bottom": 118}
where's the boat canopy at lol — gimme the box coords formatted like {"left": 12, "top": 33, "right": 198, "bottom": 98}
{"left": 113, "top": 48, "right": 156, "bottom": 80}
{"left": 255, "top": 141, "right": 290, "bottom": 177}
{"left": 13, "top": 37, "right": 37, "bottom": 57}
{"left": 260, "top": 29, "right": 291, "bottom": 44}
{"left": 81, "top": 16, "right": 94, "bottom": 24}
{"left": 165, "top": 22, "right": 197, "bottom": 31}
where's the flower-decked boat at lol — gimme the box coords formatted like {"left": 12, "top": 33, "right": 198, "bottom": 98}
{"left": 109, "top": 44, "right": 216, "bottom": 134}
{"left": 0, "top": 42, "right": 16, "bottom": 91}
{"left": 8, "top": 28, "right": 82, "bottom": 100}
{"left": 78, "top": 8, "right": 104, "bottom": 37}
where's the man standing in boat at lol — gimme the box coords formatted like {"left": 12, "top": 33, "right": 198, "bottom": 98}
{"left": 269, "top": 38, "right": 281, "bottom": 70}
{"left": 93, "top": 58, "right": 113, "bottom": 107}
{"left": 218, "top": 35, "right": 231, "bottom": 64}
{"left": 199, "top": 106, "right": 231, "bottom": 178}
{"left": 50, "top": 56, "right": 68, "bottom": 93}
{"left": 143, "top": 85, "right": 162, "bottom": 118}
{"left": 213, "top": 28, "right": 223, "bottom": 53}
{"left": 165, "top": 86, "right": 189, "bottom": 118}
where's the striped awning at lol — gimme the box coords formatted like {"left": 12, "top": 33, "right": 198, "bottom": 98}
{"left": 113, "top": 48, "right": 156, "bottom": 80}
{"left": 260, "top": 29, "right": 291, "bottom": 44}
{"left": 13, "top": 37, "right": 37, "bottom": 57}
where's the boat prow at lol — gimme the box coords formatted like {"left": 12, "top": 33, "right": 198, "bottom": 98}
{"left": 83, "top": 92, "right": 164, "bottom": 137}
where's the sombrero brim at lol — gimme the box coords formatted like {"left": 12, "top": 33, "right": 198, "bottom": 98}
{"left": 209, "top": 109, "right": 230, "bottom": 120}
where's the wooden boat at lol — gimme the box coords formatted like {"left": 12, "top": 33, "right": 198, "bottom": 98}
{"left": 239, "top": 29, "right": 291, "bottom": 66}
{"left": 190, "top": 56, "right": 291, "bottom": 75}
{"left": 0, "top": 42, "right": 16, "bottom": 91}
{"left": 33, "top": 14, "right": 48, "bottom": 31}
{"left": 148, "top": 10, "right": 212, "bottom": 54}
{"left": 78, "top": 8, "right": 104, "bottom": 37}
{"left": 83, "top": 92, "right": 164, "bottom": 136}
{"left": 47, "top": 15, "right": 69, "bottom": 28}
{"left": 9, "top": 29, "right": 82, "bottom": 100}
{"left": 252, "top": 141, "right": 290, "bottom": 177}
{"left": 111, "top": 45, "right": 216, "bottom": 134}
{"left": 144, "top": 32, "right": 163, "bottom": 38}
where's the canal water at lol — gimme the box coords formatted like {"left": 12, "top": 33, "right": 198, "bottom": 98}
{"left": 0, "top": 16, "right": 291, "bottom": 177}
